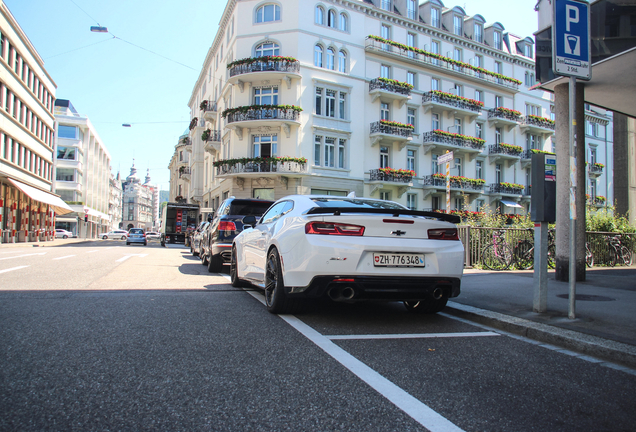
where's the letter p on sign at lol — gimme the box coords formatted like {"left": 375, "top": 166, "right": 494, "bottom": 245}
{"left": 566, "top": 5, "right": 579, "bottom": 31}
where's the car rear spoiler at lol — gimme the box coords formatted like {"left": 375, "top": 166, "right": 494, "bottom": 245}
{"left": 305, "top": 207, "right": 461, "bottom": 224}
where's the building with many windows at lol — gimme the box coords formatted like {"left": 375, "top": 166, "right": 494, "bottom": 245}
{"left": 1, "top": 1, "right": 72, "bottom": 244}
{"left": 53, "top": 99, "right": 111, "bottom": 238}
{"left": 109, "top": 171, "right": 123, "bottom": 231}
{"left": 172, "top": 0, "right": 613, "bottom": 217}
{"left": 122, "top": 161, "right": 159, "bottom": 231}
{"left": 168, "top": 130, "right": 193, "bottom": 203}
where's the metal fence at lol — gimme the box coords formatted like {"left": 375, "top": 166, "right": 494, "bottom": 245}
{"left": 457, "top": 226, "right": 635, "bottom": 268}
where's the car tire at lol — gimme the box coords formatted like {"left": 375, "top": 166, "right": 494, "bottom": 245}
{"left": 208, "top": 254, "right": 223, "bottom": 273}
{"left": 62, "top": 235, "right": 68, "bottom": 239}
{"left": 230, "top": 247, "right": 248, "bottom": 287}
{"left": 102, "top": 235, "right": 108, "bottom": 240}
{"left": 264, "top": 248, "right": 303, "bottom": 314}
{"left": 144, "top": 242, "right": 147, "bottom": 246}
{"left": 121, "top": 236, "right": 126, "bottom": 240}
{"left": 126, "top": 242, "right": 130, "bottom": 245}
{"left": 201, "top": 250, "right": 209, "bottom": 266}
{"left": 192, "top": 245, "right": 199, "bottom": 257}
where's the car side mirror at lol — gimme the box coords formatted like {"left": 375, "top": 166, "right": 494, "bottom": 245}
{"left": 207, "top": 212, "right": 214, "bottom": 222}
{"left": 242, "top": 215, "right": 257, "bottom": 228}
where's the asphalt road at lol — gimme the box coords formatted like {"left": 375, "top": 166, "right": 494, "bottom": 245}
{"left": 1, "top": 241, "right": 635, "bottom": 431}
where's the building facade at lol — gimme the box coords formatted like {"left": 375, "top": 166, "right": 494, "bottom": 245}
{"left": 109, "top": 171, "right": 123, "bottom": 231}
{"left": 172, "top": 0, "right": 613, "bottom": 217}
{"left": 53, "top": 99, "right": 111, "bottom": 238}
{"left": 0, "top": 1, "right": 72, "bottom": 244}
{"left": 168, "top": 131, "right": 192, "bottom": 203}
{"left": 122, "top": 162, "right": 159, "bottom": 231}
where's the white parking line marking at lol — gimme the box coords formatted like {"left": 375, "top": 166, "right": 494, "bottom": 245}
{"left": 0, "top": 253, "right": 46, "bottom": 261}
{"left": 53, "top": 255, "right": 75, "bottom": 260}
{"left": 0, "top": 265, "right": 29, "bottom": 274}
{"left": 220, "top": 274, "right": 465, "bottom": 432}
{"left": 88, "top": 250, "right": 100, "bottom": 253}
{"left": 116, "top": 254, "right": 148, "bottom": 263}
{"left": 326, "top": 332, "right": 500, "bottom": 340}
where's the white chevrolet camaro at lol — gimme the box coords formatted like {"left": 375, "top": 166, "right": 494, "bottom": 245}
{"left": 230, "top": 195, "right": 464, "bottom": 314}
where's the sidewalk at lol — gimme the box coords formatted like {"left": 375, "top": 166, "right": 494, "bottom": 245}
{"left": 0, "top": 238, "right": 96, "bottom": 248}
{"left": 446, "top": 266, "right": 636, "bottom": 369}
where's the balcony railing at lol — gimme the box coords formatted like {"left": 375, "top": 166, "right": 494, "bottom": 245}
{"left": 215, "top": 160, "right": 307, "bottom": 176}
{"left": 422, "top": 91, "right": 482, "bottom": 113}
{"left": 422, "top": 131, "right": 485, "bottom": 150}
{"left": 370, "top": 121, "right": 413, "bottom": 139}
{"left": 178, "top": 137, "right": 191, "bottom": 146}
{"left": 228, "top": 59, "right": 300, "bottom": 78}
{"left": 489, "top": 144, "right": 522, "bottom": 157}
{"left": 365, "top": 37, "right": 520, "bottom": 91}
{"left": 369, "top": 78, "right": 411, "bottom": 96}
{"left": 522, "top": 115, "right": 555, "bottom": 131}
{"left": 369, "top": 169, "right": 413, "bottom": 183}
{"left": 178, "top": 167, "right": 191, "bottom": 178}
{"left": 489, "top": 183, "right": 523, "bottom": 194}
{"left": 589, "top": 164, "right": 604, "bottom": 175}
{"left": 423, "top": 175, "right": 485, "bottom": 192}
{"left": 488, "top": 108, "right": 522, "bottom": 122}
{"left": 225, "top": 108, "right": 300, "bottom": 124}
{"left": 202, "top": 129, "right": 222, "bottom": 142}
{"left": 200, "top": 100, "right": 217, "bottom": 112}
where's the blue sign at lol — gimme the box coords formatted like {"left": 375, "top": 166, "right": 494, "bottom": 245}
{"left": 553, "top": 0, "right": 591, "bottom": 79}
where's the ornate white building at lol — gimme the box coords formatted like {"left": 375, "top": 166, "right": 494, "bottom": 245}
{"left": 172, "top": 0, "right": 613, "bottom": 215}
{"left": 109, "top": 171, "right": 123, "bottom": 231}
{"left": 122, "top": 162, "right": 159, "bottom": 231}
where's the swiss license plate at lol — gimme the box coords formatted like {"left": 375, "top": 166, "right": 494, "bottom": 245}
{"left": 373, "top": 253, "right": 425, "bottom": 267}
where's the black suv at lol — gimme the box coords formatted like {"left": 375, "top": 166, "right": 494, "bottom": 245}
{"left": 200, "top": 197, "right": 274, "bottom": 273}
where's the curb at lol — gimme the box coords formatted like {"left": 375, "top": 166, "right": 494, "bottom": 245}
{"left": 446, "top": 301, "right": 636, "bottom": 369}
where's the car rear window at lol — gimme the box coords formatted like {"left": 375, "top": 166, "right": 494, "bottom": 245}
{"left": 129, "top": 229, "right": 144, "bottom": 234}
{"left": 311, "top": 198, "right": 405, "bottom": 210}
{"left": 228, "top": 201, "right": 272, "bottom": 216}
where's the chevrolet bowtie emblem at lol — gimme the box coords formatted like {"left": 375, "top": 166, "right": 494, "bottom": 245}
{"left": 391, "top": 230, "right": 406, "bottom": 236}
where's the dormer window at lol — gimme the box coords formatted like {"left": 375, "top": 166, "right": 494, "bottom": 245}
{"left": 494, "top": 31, "right": 502, "bottom": 50}
{"left": 474, "top": 23, "right": 483, "bottom": 43}
{"left": 525, "top": 44, "right": 533, "bottom": 58}
{"left": 381, "top": 0, "right": 392, "bottom": 12}
{"left": 431, "top": 8, "right": 440, "bottom": 28}
{"left": 453, "top": 15, "right": 463, "bottom": 36}
{"left": 407, "top": 0, "right": 417, "bottom": 20}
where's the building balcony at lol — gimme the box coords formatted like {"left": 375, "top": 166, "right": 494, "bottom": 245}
{"left": 369, "top": 121, "right": 413, "bottom": 149}
{"left": 368, "top": 78, "right": 412, "bottom": 107}
{"left": 224, "top": 106, "right": 301, "bottom": 140}
{"left": 368, "top": 168, "right": 414, "bottom": 184}
{"left": 227, "top": 57, "right": 301, "bottom": 91}
{"left": 200, "top": 100, "right": 218, "bottom": 122}
{"left": 489, "top": 183, "right": 524, "bottom": 195}
{"left": 365, "top": 36, "right": 520, "bottom": 92}
{"left": 178, "top": 167, "right": 191, "bottom": 182}
{"left": 420, "top": 175, "right": 485, "bottom": 200}
{"left": 421, "top": 131, "right": 485, "bottom": 161}
{"left": 215, "top": 158, "right": 308, "bottom": 180}
{"left": 520, "top": 115, "right": 555, "bottom": 136}
{"left": 588, "top": 163, "right": 604, "bottom": 177}
{"left": 488, "top": 144, "right": 522, "bottom": 167}
{"left": 421, "top": 91, "right": 482, "bottom": 120}
{"left": 203, "top": 129, "right": 222, "bottom": 155}
{"left": 487, "top": 108, "right": 522, "bottom": 131}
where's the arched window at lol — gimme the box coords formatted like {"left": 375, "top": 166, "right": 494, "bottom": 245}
{"left": 314, "top": 45, "right": 323, "bottom": 67}
{"left": 315, "top": 6, "right": 325, "bottom": 25}
{"left": 255, "top": 42, "right": 280, "bottom": 57}
{"left": 338, "top": 50, "right": 347, "bottom": 73}
{"left": 326, "top": 48, "right": 335, "bottom": 70}
{"left": 340, "top": 13, "right": 348, "bottom": 32}
{"left": 256, "top": 3, "right": 280, "bottom": 23}
{"left": 327, "top": 9, "right": 336, "bottom": 28}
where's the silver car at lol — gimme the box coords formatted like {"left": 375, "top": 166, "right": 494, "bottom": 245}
{"left": 102, "top": 230, "right": 128, "bottom": 240}
{"left": 126, "top": 228, "right": 147, "bottom": 246}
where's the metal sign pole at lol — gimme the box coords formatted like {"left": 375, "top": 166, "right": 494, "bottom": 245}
{"left": 569, "top": 75, "right": 577, "bottom": 319}
{"left": 446, "top": 161, "right": 451, "bottom": 213}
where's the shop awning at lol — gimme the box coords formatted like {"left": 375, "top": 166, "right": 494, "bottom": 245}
{"left": 501, "top": 200, "right": 523, "bottom": 209}
{"left": 8, "top": 178, "right": 74, "bottom": 215}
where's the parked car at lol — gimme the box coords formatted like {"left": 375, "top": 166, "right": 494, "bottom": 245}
{"left": 55, "top": 229, "right": 73, "bottom": 239}
{"left": 190, "top": 222, "right": 209, "bottom": 256}
{"left": 126, "top": 228, "right": 147, "bottom": 246}
{"left": 200, "top": 197, "right": 274, "bottom": 273}
{"left": 145, "top": 231, "right": 161, "bottom": 240}
{"left": 231, "top": 195, "right": 464, "bottom": 314}
{"left": 102, "top": 230, "right": 128, "bottom": 240}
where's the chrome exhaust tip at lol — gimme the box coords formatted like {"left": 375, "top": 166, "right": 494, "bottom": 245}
{"left": 432, "top": 287, "right": 444, "bottom": 300}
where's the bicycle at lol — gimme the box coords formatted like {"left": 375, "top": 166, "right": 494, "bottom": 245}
{"left": 482, "top": 230, "right": 513, "bottom": 270}
{"left": 513, "top": 229, "right": 556, "bottom": 270}
{"left": 608, "top": 235, "right": 632, "bottom": 267}
{"left": 585, "top": 242, "right": 594, "bottom": 267}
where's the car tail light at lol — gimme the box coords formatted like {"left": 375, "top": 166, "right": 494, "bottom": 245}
{"left": 305, "top": 221, "right": 365, "bottom": 236}
{"left": 219, "top": 221, "right": 237, "bottom": 231}
{"left": 428, "top": 228, "right": 459, "bottom": 240}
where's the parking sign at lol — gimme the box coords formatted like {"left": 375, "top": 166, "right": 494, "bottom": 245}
{"left": 553, "top": 0, "right": 591, "bottom": 80}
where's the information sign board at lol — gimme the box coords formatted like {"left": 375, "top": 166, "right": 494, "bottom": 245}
{"left": 552, "top": 0, "right": 591, "bottom": 80}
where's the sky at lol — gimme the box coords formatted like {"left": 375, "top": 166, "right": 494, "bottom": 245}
{"left": 4, "top": 0, "right": 540, "bottom": 192}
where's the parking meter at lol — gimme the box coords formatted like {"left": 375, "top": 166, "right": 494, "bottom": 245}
{"left": 531, "top": 153, "right": 557, "bottom": 223}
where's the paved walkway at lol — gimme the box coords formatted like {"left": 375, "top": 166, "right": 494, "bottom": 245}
{"left": 446, "top": 266, "right": 636, "bottom": 369}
